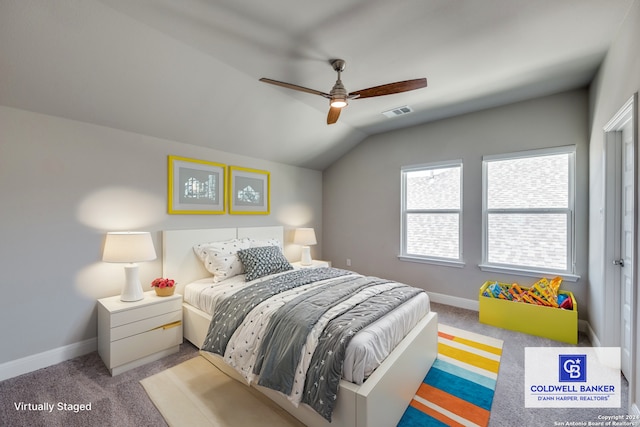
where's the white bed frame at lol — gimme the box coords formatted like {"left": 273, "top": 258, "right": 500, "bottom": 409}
{"left": 163, "top": 226, "right": 438, "bottom": 427}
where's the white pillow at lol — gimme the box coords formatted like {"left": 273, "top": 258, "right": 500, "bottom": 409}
{"left": 248, "top": 238, "right": 282, "bottom": 249}
{"left": 193, "top": 238, "right": 251, "bottom": 282}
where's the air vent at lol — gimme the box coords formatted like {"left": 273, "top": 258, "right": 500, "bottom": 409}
{"left": 382, "top": 105, "right": 414, "bottom": 118}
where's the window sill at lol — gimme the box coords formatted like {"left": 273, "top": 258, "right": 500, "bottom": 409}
{"left": 478, "top": 264, "right": 580, "bottom": 282}
{"left": 398, "top": 255, "right": 465, "bottom": 269}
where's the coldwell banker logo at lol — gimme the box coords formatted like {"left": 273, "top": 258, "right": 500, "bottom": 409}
{"left": 524, "top": 347, "right": 620, "bottom": 408}
{"left": 559, "top": 354, "right": 586, "bottom": 382}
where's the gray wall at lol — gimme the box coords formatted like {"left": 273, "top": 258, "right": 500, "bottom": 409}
{"left": 323, "top": 89, "right": 589, "bottom": 312}
{"left": 0, "top": 105, "right": 322, "bottom": 365}
{"left": 587, "top": 0, "right": 640, "bottom": 410}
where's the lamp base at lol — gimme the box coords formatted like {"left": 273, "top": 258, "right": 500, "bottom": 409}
{"left": 300, "top": 246, "right": 313, "bottom": 266}
{"left": 121, "top": 264, "right": 144, "bottom": 302}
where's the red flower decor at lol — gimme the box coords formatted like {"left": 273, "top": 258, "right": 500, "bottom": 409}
{"left": 151, "top": 278, "right": 176, "bottom": 288}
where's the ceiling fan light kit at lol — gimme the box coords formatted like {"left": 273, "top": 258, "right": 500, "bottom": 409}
{"left": 328, "top": 63, "right": 349, "bottom": 108}
{"left": 330, "top": 98, "right": 347, "bottom": 108}
{"left": 260, "top": 59, "right": 427, "bottom": 125}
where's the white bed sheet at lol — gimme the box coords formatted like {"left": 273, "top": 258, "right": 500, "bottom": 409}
{"left": 183, "top": 271, "right": 430, "bottom": 384}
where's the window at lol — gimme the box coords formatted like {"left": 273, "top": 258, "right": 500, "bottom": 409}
{"left": 481, "top": 146, "right": 576, "bottom": 278}
{"left": 400, "top": 161, "right": 463, "bottom": 266}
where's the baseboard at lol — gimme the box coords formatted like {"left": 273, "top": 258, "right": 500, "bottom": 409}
{"left": 428, "top": 291, "right": 479, "bottom": 311}
{"left": 582, "top": 320, "right": 599, "bottom": 346}
{"left": 0, "top": 338, "right": 97, "bottom": 382}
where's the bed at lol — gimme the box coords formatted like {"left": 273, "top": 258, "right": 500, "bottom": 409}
{"left": 162, "top": 226, "right": 438, "bottom": 427}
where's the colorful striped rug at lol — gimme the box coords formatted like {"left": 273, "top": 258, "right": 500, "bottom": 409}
{"left": 397, "top": 324, "right": 503, "bottom": 427}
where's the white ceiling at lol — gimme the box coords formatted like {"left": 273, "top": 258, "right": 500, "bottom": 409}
{"left": 0, "top": 0, "right": 634, "bottom": 169}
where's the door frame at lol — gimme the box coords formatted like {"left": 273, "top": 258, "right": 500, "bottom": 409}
{"left": 603, "top": 93, "right": 638, "bottom": 408}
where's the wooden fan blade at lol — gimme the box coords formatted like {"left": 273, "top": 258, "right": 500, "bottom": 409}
{"left": 327, "top": 106, "right": 341, "bottom": 125}
{"left": 350, "top": 78, "right": 427, "bottom": 99}
{"left": 259, "top": 78, "right": 329, "bottom": 98}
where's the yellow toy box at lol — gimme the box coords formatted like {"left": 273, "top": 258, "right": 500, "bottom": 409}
{"left": 478, "top": 281, "right": 578, "bottom": 344}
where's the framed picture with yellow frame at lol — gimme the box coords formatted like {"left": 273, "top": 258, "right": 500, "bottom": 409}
{"left": 167, "top": 155, "right": 226, "bottom": 214}
{"left": 228, "top": 166, "right": 270, "bottom": 215}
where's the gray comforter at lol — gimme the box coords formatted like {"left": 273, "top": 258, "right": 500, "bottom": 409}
{"left": 201, "top": 267, "right": 424, "bottom": 421}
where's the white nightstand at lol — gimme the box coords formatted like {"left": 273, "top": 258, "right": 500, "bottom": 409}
{"left": 291, "top": 260, "right": 331, "bottom": 269}
{"left": 97, "top": 290, "right": 183, "bottom": 376}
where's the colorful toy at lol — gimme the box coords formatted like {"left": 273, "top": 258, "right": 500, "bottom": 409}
{"left": 483, "top": 282, "right": 510, "bottom": 299}
{"left": 483, "top": 277, "right": 572, "bottom": 310}
{"left": 558, "top": 294, "right": 573, "bottom": 310}
{"left": 508, "top": 283, "right": 526, "bottom": 301}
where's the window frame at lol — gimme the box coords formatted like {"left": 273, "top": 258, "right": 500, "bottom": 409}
{"left": 399, "top": 160, "right": 464, "bottom": 267}
{"left": 479, "top": 145, "right": 579, "bottom": 281}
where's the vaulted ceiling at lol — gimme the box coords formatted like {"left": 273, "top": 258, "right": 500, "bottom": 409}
{"left": 0, "top": 0, "right": 634, "bottom": 169}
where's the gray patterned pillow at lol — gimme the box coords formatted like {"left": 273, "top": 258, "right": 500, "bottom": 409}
{"left": 237, "top": 245, "right": 293, "bottom": 281}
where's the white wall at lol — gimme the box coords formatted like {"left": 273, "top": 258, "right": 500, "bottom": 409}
{"left": 0, "top": 106, "right": 322, "bottom": 368}
{"left": 587, "top": 0, "right": 640, "bottom": 411}
{"left": 323, "top": 89, "right": 589, "bottom": 311}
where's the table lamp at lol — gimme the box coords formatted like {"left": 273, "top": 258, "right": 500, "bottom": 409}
{"left": 102, "top": 231, "right": 157, "bottom": 301}
{"left": 294, "top": 228, "right": 317, "bottom": 266}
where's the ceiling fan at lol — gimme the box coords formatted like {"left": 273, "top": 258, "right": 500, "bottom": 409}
{"left": 259, "top": 59, "right": 427, "bottom": 125}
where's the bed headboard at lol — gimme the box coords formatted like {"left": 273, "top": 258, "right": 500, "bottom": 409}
{"left": 162, "top": 226, "right": 284, "bottom": 293}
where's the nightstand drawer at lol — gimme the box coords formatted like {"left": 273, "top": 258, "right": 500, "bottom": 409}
{"left": 110, "top": 322, "right": 183, "bottom": 367}
{"left": 97, "top": 291, "right": 184, "bottom": 375}
{"left": 110, "top": 298, "right": 182, "bottom": 328}
{"left": 110, "top": 311, "right": 182, "bottom": 341}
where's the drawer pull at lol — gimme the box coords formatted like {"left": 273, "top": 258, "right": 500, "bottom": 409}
{"left": 152, "top": 320, "right": 182, "bottom": 331}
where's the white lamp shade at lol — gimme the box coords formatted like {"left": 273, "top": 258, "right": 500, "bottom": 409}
{"left": 102, "top": 232, "right": 157, "bottom": 263}
{"left": 293, "top": 228, "right": 317, "bottom": 246}
{"left": 102, "top": 231, "right": 156, "bottom": 302}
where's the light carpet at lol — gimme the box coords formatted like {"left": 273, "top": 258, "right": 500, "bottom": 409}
{"left": 140, "top": 355, "right": 304, "bottom": 427}
{"left": 397, "top": 324, "right": 504, "bottom": 427}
